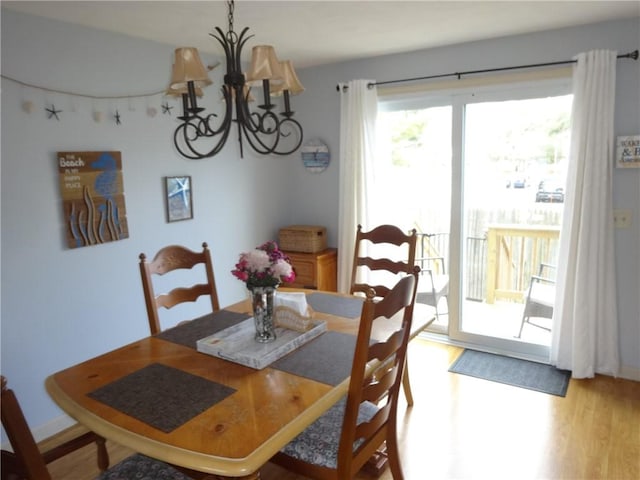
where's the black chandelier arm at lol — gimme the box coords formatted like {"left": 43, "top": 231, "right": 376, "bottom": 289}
{"left": 210, "top": 26, "right": 253, "bottom": 85}
{"left": 211, "top": 27, "right": 234, "bottom": 74}
{"left": 234, "top": 27, "right": 253, "bottom": 74}
{"left": 173, "top": 88, "right": 235, "bottom": 159}
{"left": 237, "top": 121, "right": 280, "bottom": 155}
{"left": 238, "top": 115, "right": 303, "bottom": 156}
{"left": 174, "top": 117, "right": 232, "bottom": 159}
{"left": 251, "top": 109, "right": 279, "bottom": 135}
{"left": 277, "top": 117, "right": 304, "bottom": 153}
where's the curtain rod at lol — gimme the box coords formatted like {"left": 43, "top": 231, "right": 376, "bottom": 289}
{"left": 336, "top": 49, "right": 638, "bottom": 91}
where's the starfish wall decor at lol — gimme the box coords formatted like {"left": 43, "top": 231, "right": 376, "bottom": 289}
{"left": 46, "top": 105, "right": 62, "bottom": 120}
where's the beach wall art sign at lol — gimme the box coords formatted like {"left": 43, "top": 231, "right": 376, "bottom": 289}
{"left": 58, "top": 151, "right": 129, "bottom": 249}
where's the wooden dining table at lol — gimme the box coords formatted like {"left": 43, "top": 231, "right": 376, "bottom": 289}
{"left": 45, "top": 289, "right": 435, "bottom": 479}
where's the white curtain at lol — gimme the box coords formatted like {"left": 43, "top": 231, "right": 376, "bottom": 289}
{"left": 550, "top": 50, "right": 619, "bottom": 378}
{"left": 336, "top": 80, "right": 378, "bottom": 293}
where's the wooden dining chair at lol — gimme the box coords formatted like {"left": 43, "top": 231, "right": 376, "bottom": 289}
{"left": 350, "top": 224, "right": 418, "bottom": 299}
{"left": 349, "top": 224, "right": 424, "bottom": 407}
{"left": 271, "top": 272, "right": 418, "bottom": 480}
{"left": 139, "top": 242, "right": 220, "bottom": 335}
{"left": 1, "top": 377, "right": 108, "bottom": 480}
{"left": 0, "top": 376, "right": 203, "bottom": 480}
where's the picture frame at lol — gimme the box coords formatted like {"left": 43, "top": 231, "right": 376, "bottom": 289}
{"left": 165, "top": 176, "right": 193, "bottom": 222}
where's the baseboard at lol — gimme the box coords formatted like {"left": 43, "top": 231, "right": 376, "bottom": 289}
{"left": 2, "top": 413, "right": 77, "bottom": 452}
{"left": 618, "top": 365, "right": 640, "bottom": 382}
{"left": 35, "top": 413, "right": 78, "bottom": 443}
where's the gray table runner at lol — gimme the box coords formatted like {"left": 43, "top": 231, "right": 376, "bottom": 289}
{"left": 306, "top": 293, "right": 364, "bottom": 318}
{"left": 156, "top": 310, "right": 250, "bottom": 349}
{"left": 270, "top": 331, "right": 358, "bottom": 386}
{"left": 87, "top": 363, "right": 236, "bottom": 433}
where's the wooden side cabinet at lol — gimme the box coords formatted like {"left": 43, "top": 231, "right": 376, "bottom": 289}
{"left": 283, "top": 248, "right": 338, "bottom": 292}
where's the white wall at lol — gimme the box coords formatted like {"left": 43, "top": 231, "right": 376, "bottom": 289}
{"left": 2, "top": 9, "right": 638, "bottom": 442}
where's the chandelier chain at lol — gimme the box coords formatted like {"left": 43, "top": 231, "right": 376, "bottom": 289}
{"left": 227, "top": 0, "right": 234, "bottom": 35}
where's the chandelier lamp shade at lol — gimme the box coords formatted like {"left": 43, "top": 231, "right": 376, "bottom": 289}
{"left": 168, "top": 0, "right": 304, "bottom": 159}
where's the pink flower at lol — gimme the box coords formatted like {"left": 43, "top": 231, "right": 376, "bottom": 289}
{"left": 231, "top": 241, "right": 296, "bottom": 287}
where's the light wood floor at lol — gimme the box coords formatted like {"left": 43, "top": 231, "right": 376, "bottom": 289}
{"left": 43, "top": 339, "right": 640, "bottom": 479}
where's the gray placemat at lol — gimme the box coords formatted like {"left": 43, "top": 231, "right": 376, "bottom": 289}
{"left": 156, "top": 310, "right": 250, "bottom": 349}
{"left": 306, "top": 293, "right": 364, "bottom": 319}
{"left": 271, "top": 331, "right": 357, "bottom": 386}
{"left": 88, "top": 363, "right": 236, "bottom": 433}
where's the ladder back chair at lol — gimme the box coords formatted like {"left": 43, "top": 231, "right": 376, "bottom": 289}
{"left": 350, "top": 224, "right": 418, "bottom": 299}
{"left": 271, "top": 272, "right": 418, "bottom": 480}
{"left": 1, "top": 377, "right": 108, "bottom": 480}
{"left": 139, "top": 242, "right": 220, "bottom": 335}
{"left": 350, "top": 224, "right": 425, "bottom": 407}
{"left": 0, "top": 376, "right": 206, "bottom": 480}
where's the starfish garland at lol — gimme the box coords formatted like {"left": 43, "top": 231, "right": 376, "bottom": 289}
{"left": 162, "top": 102, "right": 173, "bottom": 115}
{"left": 46, "top": 105, "right": 62, "bottom": 120}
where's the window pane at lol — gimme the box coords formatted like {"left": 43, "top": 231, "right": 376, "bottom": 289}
{"left": 461, "top": 94, "right": 572, "bottom": 345}
{"left": 376, "top": 106, "right": 452, "bottom": 232}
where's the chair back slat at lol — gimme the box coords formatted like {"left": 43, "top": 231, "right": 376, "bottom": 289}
{"left": 350, "top": 224, "right": 418, "bottom": 298}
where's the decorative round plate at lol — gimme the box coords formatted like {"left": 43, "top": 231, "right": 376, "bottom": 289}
{"left": 301, "top": 139, "right": 330, "bottom": 173}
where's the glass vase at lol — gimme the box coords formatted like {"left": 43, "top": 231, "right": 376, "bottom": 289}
{"left": 248, "top": 285, "right": 277, "bottom": 343}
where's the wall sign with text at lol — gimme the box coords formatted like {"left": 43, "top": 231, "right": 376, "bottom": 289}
{"left": 58, "top": 151, "right": 129, "bottom": 249}
{"left": 616, "top": 135, "right": 640, "bottom": 168}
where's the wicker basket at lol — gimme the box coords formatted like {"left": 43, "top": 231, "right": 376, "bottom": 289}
{"left": 278, "top": 225, "right": 327, "bottom": 253}
{"left": 274, "top": 305, "right": 315, "bottom": 332}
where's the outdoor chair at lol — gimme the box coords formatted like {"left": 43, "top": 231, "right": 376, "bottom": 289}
{"left": 139, "top": 242, "right": 220, "bottom": 335}
{"left": 415, "top": 234, "right": 449, "bottom": 322}
{"left": 516, "top": 262, "right": 556, "bottom": 338}
{"left": 271, "top": 272, "right": 418, "bottom": 480}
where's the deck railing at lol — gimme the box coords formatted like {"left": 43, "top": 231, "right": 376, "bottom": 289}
{"left": 417, "top": 226, "right": 560, "bottom": 304}
{"left": 485, "top": 225, "right": 560, "bottom": 303}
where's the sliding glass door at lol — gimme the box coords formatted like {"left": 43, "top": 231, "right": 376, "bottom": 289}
{"left": 377, "top": 80, "right": 572, "bottom": 360}
{"left": 455, "top": 88, "right": 572, "bottom": 358}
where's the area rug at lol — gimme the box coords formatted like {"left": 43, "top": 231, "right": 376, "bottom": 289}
{"left": 449, "top": 349, "right": 570, "bottom": 397}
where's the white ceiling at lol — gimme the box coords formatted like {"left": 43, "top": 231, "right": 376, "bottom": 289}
{"left": 3, "top": 1, "right": 639, "bottom": 69}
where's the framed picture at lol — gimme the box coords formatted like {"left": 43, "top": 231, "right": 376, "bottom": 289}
{"left": 165, "top": 176, "right": 193, "bottom": 222}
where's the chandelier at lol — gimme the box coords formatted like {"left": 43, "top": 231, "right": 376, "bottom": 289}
{"left": 168, "top": 0, "right": 304, "bottom": 159}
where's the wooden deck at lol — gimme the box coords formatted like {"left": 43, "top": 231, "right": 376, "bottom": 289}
{"left": 425, "top": 297, "right": 552, "bottom": 346}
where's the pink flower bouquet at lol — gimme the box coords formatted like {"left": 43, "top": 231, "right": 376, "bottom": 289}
{"left": 231, "top": 241, "right": 296, "bottom": 288}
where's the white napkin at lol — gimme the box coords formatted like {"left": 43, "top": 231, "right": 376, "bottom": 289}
{"left": 274, "top": 292, "right": 308, "bottom": 316}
